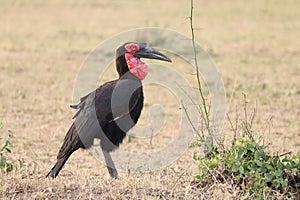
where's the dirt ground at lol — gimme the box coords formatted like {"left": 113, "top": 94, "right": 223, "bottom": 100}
{"left": 0, "top": 0, "right": 299, "bottom": 199}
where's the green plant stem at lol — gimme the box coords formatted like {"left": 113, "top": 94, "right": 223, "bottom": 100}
{"left": 189, "top": 0, "right": 210, "bottom": 132}
{"left": 181, "top": 102, "right": 202, "bottom": 141}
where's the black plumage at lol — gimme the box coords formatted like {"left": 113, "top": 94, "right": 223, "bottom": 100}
{"left": 46, "top": 42, "right": 171, "bottom": 178}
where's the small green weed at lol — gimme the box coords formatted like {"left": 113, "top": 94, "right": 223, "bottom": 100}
{"left": 194, "top": 133, "right": 299, "bottom": 199}
{"left": 0, "top": 130, "right": 23, "bottom": 173}
{"left": 127, "top": 133, "right": 136, "bottom": 143}
{"left": 192, "top": 96, "right": 300, "bottom": 199}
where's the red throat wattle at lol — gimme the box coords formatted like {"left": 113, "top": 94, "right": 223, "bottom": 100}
{"left": 125, "top": 53, "right": 148, "bottom": 80}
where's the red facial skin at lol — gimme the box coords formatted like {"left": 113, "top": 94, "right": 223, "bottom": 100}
{"left": 124, "top": 43, "right": 148, "bottom": 80}
{"left": 124, "top": 43, "right": 140, "bottom": 53}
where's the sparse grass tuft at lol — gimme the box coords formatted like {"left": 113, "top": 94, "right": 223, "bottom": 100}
{"left": 0, "top": 126, "right": 24, "bottom": 174}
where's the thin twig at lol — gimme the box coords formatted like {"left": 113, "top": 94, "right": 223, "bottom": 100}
{"left": 249, "top": 99, "right": 257, "bottom": 128}
{"left": 190, "top": 0, "right": 210, "bottom": 132}
{"left": 227, "top": 113, "right": 237, "bottom": 146}
{"left": 181, "top": 101, "right": 202, "bottom": 140}
{"left": 279, "top": 151, "right": 292, "bottom": 157}
{"left": 176, "top": 82, "right": 202, "bottom": 117}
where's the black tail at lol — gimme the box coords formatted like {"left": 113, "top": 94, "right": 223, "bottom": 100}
{"left": 46, "top": 155, "right": 70, "bottom": 178}
{"left": 46, "top": 122, "right": 84, "bottom": 178}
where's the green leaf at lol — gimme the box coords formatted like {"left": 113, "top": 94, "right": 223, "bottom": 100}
{"left": 274, "top": 170, "right": 282, "bottom": 177}
{"left": 232, "top": 165, "right": 239, "bottom": 173}
{"left": 254, "top": 151, "right": 262, "bottom": 160}
{"left": 193, "top": 151, "right": 198, "bottom": 160}
{"left": 266, "top": 173, "right": 273, "bottom": 181}
{"left": 272, "top": 180, "right": 279, "bottom": 188}
{"left": 282, "top": 157, "right": 291, "bottom": 163}
{"left": 266, "top": 165, "right": 274, "bottom": 170}
{"left": 239, "top": 166, "right": 245, "bottom": 174}
{"left": 282, "top": 179, "right": 288, "bottom": 188}
{"left": 259, "top": 165, "right": 267, "bottom": 173}
{"left": 0, "top": 157, "right": 6, "bottom": 167}
{"left": 5, "top": 147, "right": 11, "bottom": 153}
{"left": 223, "top": 169, "right": 230, "bottom": 176}
{"left": 234, "top": 175, "right": 241, "bottom": 181}
{"left": 247, "top": 143, "right": 256, "bottom": 152}
{"left": 256, "top": 160, "right": 263, "bottom": 166}
{"left": 237, "top": 149, "right": 244, "bottom": 159}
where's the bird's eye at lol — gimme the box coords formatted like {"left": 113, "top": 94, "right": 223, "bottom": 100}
{"left": 131, "top": 45, "right": 136, "bottom": 50}
{"left": 125, "top": 43, "right": 140, "bottom": 53}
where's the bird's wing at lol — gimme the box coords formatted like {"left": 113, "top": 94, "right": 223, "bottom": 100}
{"left": 95, "top": 78, "right": 143, "bottom": 124}
{"left": 56, "top": 79, "right": 142, "bottom": 159}
{"left": 56, "top": 89, "right": 99, "bottom": 159}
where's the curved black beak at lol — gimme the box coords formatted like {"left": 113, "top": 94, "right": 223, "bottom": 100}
{"left": 134, "top": 46, "right": 172, "bottom": 62}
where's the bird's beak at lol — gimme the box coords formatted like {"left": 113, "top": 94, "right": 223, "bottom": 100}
{"left": 134, "top": 47, "right": 172, "bottom": 62}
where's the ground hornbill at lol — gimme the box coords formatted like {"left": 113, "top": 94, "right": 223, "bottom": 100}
{"left": 46, "top": 42, "right": 171, "bottom": 178}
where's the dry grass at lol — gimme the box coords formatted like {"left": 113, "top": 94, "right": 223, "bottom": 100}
{"left": 0, "top": 0, "right": 299, "bottom": 199}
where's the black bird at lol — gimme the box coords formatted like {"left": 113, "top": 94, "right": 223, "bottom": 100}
{"left": 46, "top": 42, "right": 171, "bottom": 178}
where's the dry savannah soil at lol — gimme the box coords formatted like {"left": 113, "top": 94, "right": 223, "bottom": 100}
{"left": 0, "top": 0, "right": 299, "bottom": 199}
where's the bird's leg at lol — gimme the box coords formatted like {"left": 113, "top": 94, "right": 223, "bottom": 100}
{"left": 102, "top": 150, "right": 118, "bottom": 178}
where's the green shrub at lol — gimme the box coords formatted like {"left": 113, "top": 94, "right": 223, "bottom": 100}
{"left": 193, "top": 131, "right": 300, "bottom": 199}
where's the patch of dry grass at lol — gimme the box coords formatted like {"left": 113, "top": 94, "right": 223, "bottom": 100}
{"left": 0, "top": 0, "right": 299, "bottom": 199}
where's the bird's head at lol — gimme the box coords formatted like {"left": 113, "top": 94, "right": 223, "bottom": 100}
{"left": 116, "top": 42, "right": 171, "bottom": 80}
